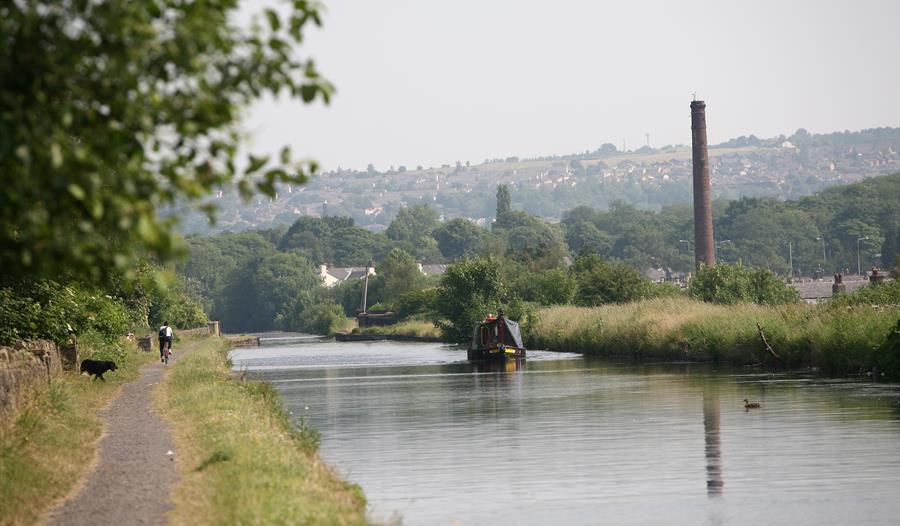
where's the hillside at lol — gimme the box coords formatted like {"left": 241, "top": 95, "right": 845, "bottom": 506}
{"left": 176, "top": 127, "right": 899, "bottom": 235}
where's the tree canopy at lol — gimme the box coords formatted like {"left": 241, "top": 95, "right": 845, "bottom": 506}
{"left": 1, "top": 0, "right": 332, "bottom": 284}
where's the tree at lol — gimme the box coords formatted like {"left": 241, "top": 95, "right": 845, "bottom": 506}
{"left": 509, "top": 268, "right": 576, "bottom": 306}
{"left": 504, "top": 224, "right": 568, "bottom": 270}
{"left": 433, "top": 219, "right": 487, "bottom": 260}
{"left": 432, "top": 258, "right": 515, "bottom": 343}
{"left": 1, "top": 0, "right": 332, "bottom": 284}
{"left": 385, "top": 205, "right": 441, "bottom": 261}
{"left": 374, "top": 248, "right": 427, "bottom": 309}
{"left": 217, "top": 252, "right": 319, "bottom": 332}
{"left": 564, "top": 220, "right": 612, "bottom": 256}
{"left": 496, "top": 184, "right": 512, "bottom": 219}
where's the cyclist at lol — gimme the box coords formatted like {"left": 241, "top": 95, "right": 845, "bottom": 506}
{"left": 158, "top": 321, "right": 174, "bottom": 363}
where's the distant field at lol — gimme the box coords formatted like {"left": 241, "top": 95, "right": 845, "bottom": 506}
{"left": 579, "top": 146, "right": 761, "bottom": 167}
{"left": 426, "top": 146, "right": 762, "bottom": 174}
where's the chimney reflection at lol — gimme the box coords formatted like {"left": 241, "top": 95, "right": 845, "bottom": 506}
{"left": 703, "top": 387, "right": 724, "bottom": 497}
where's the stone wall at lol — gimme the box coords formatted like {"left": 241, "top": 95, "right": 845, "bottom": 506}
{"left": 178, "top": 321, "right": 221, "bottom": 338}
{"left": 0, "top": 340, "right": 63, "bottom": 424}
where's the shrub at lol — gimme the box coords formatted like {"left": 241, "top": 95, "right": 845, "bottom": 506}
{"left": 570, "top": 254, "right": 650, "bottom": 306}
{"left": 873, "top": 320, "right": 900, "bottom": 381}
{"left": 826, "top": 279, "right": 900, "bottom": 310}
{"left": 299, "top": 302, "right": 345, "bottom": 335}
{"left": 394, "top": 287, "right": 437, "bottom": 320}
{"left": 689, "top": 263, "right": 798, "bottom": 305}
{"left": 0, "top": 280, "right": 129, "bottom": 345}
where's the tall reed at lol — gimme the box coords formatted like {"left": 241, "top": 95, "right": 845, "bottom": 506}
{"left": 527, "top": 297, "right": 898, "bottom": 373}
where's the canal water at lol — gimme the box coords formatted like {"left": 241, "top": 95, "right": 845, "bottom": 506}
{"left": 231, "top": 338, "right": 900, "bottom": 526}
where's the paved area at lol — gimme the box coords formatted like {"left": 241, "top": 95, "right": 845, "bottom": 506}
{"left": 47, "top": 358, "right": 177, "bottom": 526}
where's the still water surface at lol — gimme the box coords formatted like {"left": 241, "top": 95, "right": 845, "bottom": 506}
{"left": 231, "top": 338, "right": 900, "bottom": 526}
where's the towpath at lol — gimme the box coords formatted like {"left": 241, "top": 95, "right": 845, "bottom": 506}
{"left": 47, "top": 350, "right": 181, "bottom": 526}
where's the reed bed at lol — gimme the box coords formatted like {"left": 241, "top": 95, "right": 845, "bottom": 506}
{"left": 528, "top": 297, "right": 898, "bottom": 373}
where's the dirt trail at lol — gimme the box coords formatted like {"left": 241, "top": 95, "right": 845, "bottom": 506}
{"left": 47, "top": 354, "right": 178, "bottom": 526}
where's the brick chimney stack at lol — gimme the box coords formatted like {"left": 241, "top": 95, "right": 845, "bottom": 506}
{"left": 691, "top": 100, "right": 715, "bottom": 269}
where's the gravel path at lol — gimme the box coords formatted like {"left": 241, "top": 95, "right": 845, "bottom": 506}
{"left": 47, "top": 357, "right": 178, "bottom": 526}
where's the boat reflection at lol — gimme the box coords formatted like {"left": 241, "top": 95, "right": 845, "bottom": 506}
{"left": 470, "top": 358, "right": 525, "bottom": 374}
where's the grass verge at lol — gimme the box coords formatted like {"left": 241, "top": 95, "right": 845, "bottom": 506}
{"left": 528, "top": 297, "right": 899, "bottom": 374}
{"left": 158, "top": 337, "right": 368, "bottom": 525}
{"left": 0, "top": 339, "right": 156, "bottom": 526}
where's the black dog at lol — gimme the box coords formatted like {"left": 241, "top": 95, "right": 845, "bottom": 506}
{"left": 80, "top": 359, "right": 118, "bottom": 381}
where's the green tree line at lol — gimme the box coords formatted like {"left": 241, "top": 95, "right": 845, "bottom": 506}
{"left": 178, "top": 174, "right": 898, "bottom": 336}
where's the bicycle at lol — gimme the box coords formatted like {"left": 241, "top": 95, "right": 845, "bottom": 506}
{"left": 160, "top": 338, "right": 172, "bottom": 364}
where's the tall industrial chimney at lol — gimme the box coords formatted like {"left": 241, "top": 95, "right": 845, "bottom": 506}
{"left": 691, "top": 100, "right": 715, "bottom": 269}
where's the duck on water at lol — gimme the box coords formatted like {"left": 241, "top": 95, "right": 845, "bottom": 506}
{"left": 467, "top": 310, "right": 527, "bottom": 362}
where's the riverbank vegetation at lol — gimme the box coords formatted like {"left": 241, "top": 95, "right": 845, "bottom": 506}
{"left": 177, "top": 175, "right": 898, "bottom": 338}
{"left": 527, "top": 293, "right": 898, "bottom": 376}
{"left": 159, "top": 338, "right": 368, "bottom": 525}
{"left": 0, "top": 274, "right": 208, "bottom": 349}
{"left": 0, "top": 341, "right": 155, "bottom": 525}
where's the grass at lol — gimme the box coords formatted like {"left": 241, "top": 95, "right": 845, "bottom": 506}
{"left": 0, "top": 338, "right": 156, "bottom": 526}
{"left": 528, "top": 297, "right": 899, "bottom": 374}
{"left": 354, "top": 319, "right": 442, "bottom": 340}
{"left": 158, "top": 337, "right": 369, "bottom": 525}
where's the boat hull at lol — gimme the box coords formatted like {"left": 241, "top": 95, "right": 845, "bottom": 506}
{"left": 467, "top": 346, "right": 526, "bottom": 361}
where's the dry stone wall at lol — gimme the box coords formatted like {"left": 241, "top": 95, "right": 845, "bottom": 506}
{"left": 0, "top": 340, "right": 63, "bottom": 424}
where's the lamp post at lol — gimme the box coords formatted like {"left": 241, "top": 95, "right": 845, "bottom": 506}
{"left": 714, "top": 239, "right": 731, "bottom": 262}
{"left": 815, "top": 237, "right": 826, "bottom": 267}
{"left": 679, "top": 240, "right": 694, "bottom": 273}
{"left": 857, "top": 236, "right": 869, "bottom": 276}
{"left": 788, "top": 240, "right": 793, "bottom": 280}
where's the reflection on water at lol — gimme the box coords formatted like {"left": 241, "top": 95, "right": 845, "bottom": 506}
{"left": 704, "top": 383, "right": 724, "bottom": 497}
{"left": 231, "top": 340, "right": 900, "bottom": 526}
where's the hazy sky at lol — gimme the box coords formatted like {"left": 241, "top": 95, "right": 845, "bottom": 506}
{"left": 245, "top": 0, "right": 900, "bottom": 171}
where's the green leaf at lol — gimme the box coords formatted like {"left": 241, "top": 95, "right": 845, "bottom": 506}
{"left": 300, "top": 84, "right": 318, "bottom": 102}
{"left": 68, "top": 184, "right": 86, "bottom": 201}
{"left": 245, "top": 155, "right": 269, "bottom": 175}
{"left": 266, "top": 9, "right": 281, "bottom": 31}
{"left": 51, "top": 143, "right": 64, "bottom": 168}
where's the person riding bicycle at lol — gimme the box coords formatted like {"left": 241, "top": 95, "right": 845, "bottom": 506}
{"left": 158, "top": 321, "right": 174, "bottom": 363}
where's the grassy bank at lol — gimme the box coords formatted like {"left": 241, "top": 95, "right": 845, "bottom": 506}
{"left": 0, "top": 339, "right": 155, "bottom": 526}
{"left": 352, "top": 320, "right": 441, "bottom": 340}
{"left": 159, "top": 337, "right": 368, "bottom": 525}
{"left": 528, "top": 297, "right": 899, "bottom": 374}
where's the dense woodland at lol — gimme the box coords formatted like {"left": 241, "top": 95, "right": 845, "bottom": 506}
{"left": 177, "top": 173, "right": 900, "bottom": 334}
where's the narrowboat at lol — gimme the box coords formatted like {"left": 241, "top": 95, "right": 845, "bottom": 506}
{"left": 467, "top": 311, "right": 526, "bottom": 361}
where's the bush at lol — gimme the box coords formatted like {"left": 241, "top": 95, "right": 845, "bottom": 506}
{"left": 570, "top": 254, "right": 651, "bottom": 306}
{"left": 0, "top": 280, "right": 130, "bottom": 345}
{"left": 873, "top": 320, "right": 900, "bottom": 381}
{"left": 689, "top": 263, "right": 798, "bottom": 305}
{"left": 646, "top": 281, "right": 685, "bottom": 299}
{"left": 826, "top": 279, "right": 900, "bottom": 309}
{"left": 395, "top": 287, "right": 437, "bottom": 320}
{"left": 299, "top": 302, "right": 345, "bottom": 335}
{"left": 510, "top": 268, "right": 577, "bottom": 306}
{"left": 148, "top": 279, "right": 209, "bottom": 330}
